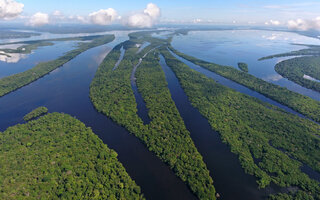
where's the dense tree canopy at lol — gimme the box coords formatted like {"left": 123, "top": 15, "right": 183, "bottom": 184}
{"left": 238, "top": 62, "right": 249, "bottom": 72}
{"left": 0, "top": 112, "right": 144, "bottom": 200}
{"left": 161, "top": 47, "right": 320, "bottom": 199}
{"left": 90, "top": 34, "right": 216, "bottom": 200}
{"left": 23, "top": 106, "right": 48, "bottom": 121}
{"left": 168, "top": 45, "right": 320, "bottom": 123}
{"left": 275, "top": 56, "right": 320, "bottom": 93}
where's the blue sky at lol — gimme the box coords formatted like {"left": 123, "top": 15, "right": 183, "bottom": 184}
{"left": 17, "top": 0, "right": 320, "bottom": 23}
{"left": 2, "top": 0, "right": 320, "bottom": 29}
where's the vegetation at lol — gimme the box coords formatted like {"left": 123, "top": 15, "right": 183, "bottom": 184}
{"left": 0, "top": 34, "right": 115, "bottom": 97}
{"left": 0, "top": 35, "right": 104, "bottom": 55}
{"left": 238, "top": 62, "right": 249, "bottom": 72}
{"left": 90, "top": 35, "right": 216, "bottom": 200}
{"left": 168, "top": 45, "right": 320, "bottom": 123}
{"left": 259, "top": 44, "right": 320, "bottom": 93}
{"left": 23, "top": 106, "right": 48, "bottom": 121}
{"left": 161, "top": 47, "right": 320, "bottom": 199}
{"left": 0, "top": 30, "right": 40, "bottom": 39}
{"left": 0, "top": 41, "right": 54, "bottom": 55}
{"left": 0, "top": 112, "right": 144, "bottom": 200}
{"left": 275, "top": 56, "right": 320, "bottom": 93}
{"left": 259, "top": 44, "right": 320, "bottom": 61}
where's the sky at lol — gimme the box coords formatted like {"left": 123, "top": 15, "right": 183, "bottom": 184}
{"left": 1, "top": 0, "right": 320, "bottom": 30}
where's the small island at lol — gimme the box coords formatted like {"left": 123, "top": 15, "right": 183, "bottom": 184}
{"left": 237, "top": 62, "right": 249, "bottom": 72}
{"left": 23, "top": 106, "right": 48, "bottom": 121}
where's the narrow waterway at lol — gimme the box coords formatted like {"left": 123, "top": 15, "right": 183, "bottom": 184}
{"left": 159, "top": 54, "right": 270, "bottom": 200}
{"left": 0, "top": 39, "right": 197, "bottom": 200}
{"left": 112, "top": 46, "right": 125, "bottom": 71}
{"left": 171, "top": 30, "right": 320, "bottom": 101}
{"left": 130, "top": 46, "right": 162, "bottom": 124}
{"left": 131, "top": 57, "right": 151, "bottom": 124}
{"left": 136, "top": 42, "right": 150, "bottom": 54}
{"left": 168, "top": 49, "right": 309, "bottom": 120}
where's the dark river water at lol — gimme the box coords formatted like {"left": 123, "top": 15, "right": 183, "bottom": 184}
{"left": 0, "top": 41, "right": 75, "bottom": 78}
{"left": 168, "top": 49, "right": 308, "bottom": 120}
{"left": 0, "top": 35, "right": 197, "bottom": 200}
{"left": 131, "top": 57, "right": 151, "bottom": 125}
{"left": 160, "top": 54, "right": 270, "bottom": 200}
{"left": 1, "top": 30, "right": 319, "bottom": 200}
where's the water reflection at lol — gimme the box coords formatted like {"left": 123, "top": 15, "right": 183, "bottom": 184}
{"left": 0, "top": 42, "right": 76, "bottom": 78}
{"left": 0, "top": 52, "right": 27, "bottom": 63}
{"left": 303, "top": 74, "right": 320, "bottom": 83}
{"left": 172, "top": 30, "right": 320, "bottom": 100}
{"left": 0, "top": 32, "right": 197, "bottom": 200}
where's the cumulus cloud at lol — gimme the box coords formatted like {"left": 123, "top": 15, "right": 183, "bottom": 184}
{"left": 143, "top": 3, "right": 160, "bottom": 20}
{"left": 0, "top": 0, "right": 24, "bottom": 20}
{"left": 265, "top": 20, "right": 281, "bottom": 26}
{"left": 126, "top": 3, "right": 161, "bottom": 28}
{"left": 28, "top": 12, "right": 49, "bottom": 26}
{"left": 89, "top": 8, "right": 117, "bottom": 25}
{"left": 52, "top": 10, "right": 65, "bottom": 20}
{"left": 288, "top": 17, "right": 320, "bottom": 31}
{"left": 68, "top": 15, "right": 87, "bottom": 23}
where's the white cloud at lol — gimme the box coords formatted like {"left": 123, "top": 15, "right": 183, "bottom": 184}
{"left": 265, "top": 74, "right": 283, "bottom": 82}
{"left": 265, "top": 20, "right": 281, "bottom": 26}
{"left": 52, "top": 10, "right": 65, "bottom": 20}
{"left": 68, "top": 15, "right": 87, "bottom": 23}
{"left": 192, "top": 18, "right": 203, "bottom": 23}
{"left": 125, "top": 3, "right": 161, "bottom": 28}
{"left": 262, "top": 33, "right": 282, "bottom": 41}
{"left": 143, "top": 3, "right": 160, "bottom": 20}
{"left": 28, "top": 12, "right": 49, "bottom": 26}
{"left": 0, "top": 0, "right": 24, "bottom": 20}
{"left": 89, "top": 8, "right": 117, "bottom": 25}
{"left": 287, "top": 17, "right": 320, "bottom": 31}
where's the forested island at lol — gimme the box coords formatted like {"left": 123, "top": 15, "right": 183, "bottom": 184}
{"left": 0, "top": 112, "right": 144, "bottom": 200}
{"left": 0, "top": 30, "right": 40, "bottom": 39}
{"left": 168, "top": 45, "right": 320, "bottom": 123}
{"left": 23, "top": 106, "right": 48, "bottom": 121}
{"left": 259, "top": 44, "right": 320, "bottom": 61}
{"left": 0, "top": 35, "right": 106, "bottom": 55}
{"left": 238, "top": 62, "right": 249, "bottom": 72}
{"left": 0, "top": 34, "right": 115, "bottom": 97}
{"left": 90, "top": 33, "right": 217, "bottom": 200}
{"left": 89, "top": 30, "right": 320, "bottom": 199}
{"left": 275, "top": 56, "right": 320, "bottom": 93}
{"left": 259, "top": 44, "right": 320, "bottom": 93}
{"left": 1, "top": 29, "right": 320, "bottom": 200}
{"left": 160, "top": 47, "right": 320, "bottom": 199}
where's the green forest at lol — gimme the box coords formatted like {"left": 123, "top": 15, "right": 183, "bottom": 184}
{"left": 2, "top": 29, "right": 319, "bottom": 200}
{"left": 0, "top": 35, "right": 104, "bottom": 55}
{"left": 0, "top": 30, "right": 40, "bottom": 39}
{"left": 23, "top": 106, "right": 48, "bottom": 121}
{"left": 0, "top": 41, "right": 54, "bottom": 55}
{"left": 259, "top": 44, "right": 320, "bottom": 61}
{"left": 161, "top": 47, "right": 320, "bottom": 199}
{"left": 259, "top": 43, "right": 320, "bottom": 93}
{"left": 275, "top": 56, "right": 320, "bottom": 93}
{"left": 168, "top": 45, "right": 320, "bottom": 123}
{"left": 0, "top": 112, "right": 144, "bottom": 200}
{"left": 238, "top": 62, "right": 249, "bottom": 72}
{"left": 90, "top": 33, "right": 217, "bottom": 200}
{"left": 0, "top": 34, "right": 115, "bottom": 97}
